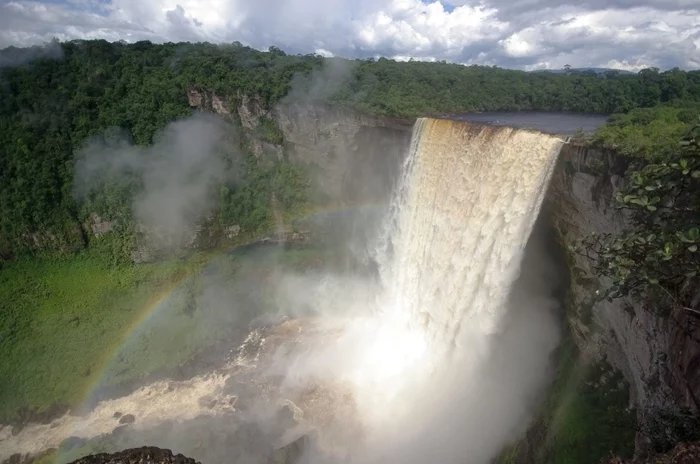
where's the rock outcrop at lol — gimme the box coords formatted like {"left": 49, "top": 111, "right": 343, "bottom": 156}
{"left": 548, "top": 143, "right": 700, "bottom": 453}
{"left": 64, "top": 439, "right": 314, "bottom": 464}
{"left": 187, "top": 88, "right": 413, "bottom": 204}
{"left": 186, "top": 89, "right": 700, "bottom": 453}
{"left": 601, "top": 441, "right": 700, "bottom": 463}
{"left": 68, "top": 447, "right": 199, "bottom": 464}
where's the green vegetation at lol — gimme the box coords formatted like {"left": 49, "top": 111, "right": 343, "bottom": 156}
{"left": 499, "top": 336, "right": 636, "bottom": 464}
{"left": 1, "top": 40, "right": 699, "bottom": 459}
{"left": 543, "top": 338, "right": 636, "bottom": 463}
{"left": 592, "top": 103, "right": 700, "bottom": 159}
{"left": 256, "top": 116, "right": 284, "bottom": 144}
{"left": 0, "top": 249, "right": 210, "bottom": 419}
{"left": 0, "top": 244, "right": 329, "bottom": 421}
{"left": 581, "top": 120, "right": 699, "bottom": 318}
{"left": 2, "top": 40, "right": 700, "bottom": 259}
{"left": 577, "top": 115, "right": 700, "bottom": 456}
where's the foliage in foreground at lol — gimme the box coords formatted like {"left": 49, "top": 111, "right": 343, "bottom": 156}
{"left": 581, "top": 120, "right": 700, "bottom": 317}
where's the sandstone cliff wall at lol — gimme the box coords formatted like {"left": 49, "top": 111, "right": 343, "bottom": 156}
{"left": 187, "top": 89, "right": 700, "bottom": 451}
{"left": 187, "top": 89, "right": 413, "bottom": 205}
{"left": 549, "top": 144, "right": 700, "bottom": 452}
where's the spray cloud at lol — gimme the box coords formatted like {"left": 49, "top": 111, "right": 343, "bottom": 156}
{"left": 3, "top": 68, "right": 569, "bottom": 464}
{"left": 75, "top": 113, "right": 229, "bottom": 249}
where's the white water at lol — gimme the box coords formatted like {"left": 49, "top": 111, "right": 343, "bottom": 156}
{"left": 381, "top": 118, "right": 563, "bottom": 359}
{"left": 1, "top": 118, "right": 565, "bottom": 463}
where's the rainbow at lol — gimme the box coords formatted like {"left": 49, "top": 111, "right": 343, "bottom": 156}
{"left": 77, "top": 201, "right": 388, "bottom": 410}
{"left": 79, "top": 272, "right": 197, "bottom": 409}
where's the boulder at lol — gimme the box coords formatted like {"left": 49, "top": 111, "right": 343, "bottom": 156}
{"left": 270, "top": 435, "right": 311, "bottom": 464}
{"left": 111, "top": 425, "right": 129, "bottom": 438}
{"left": 275, "top": 401, "right": 303, "bottom": 430}
{"left": 68, "top": 447, "right": 200, "bottom": 464}
{"left": 60, "top": 436, "right": 86, "bottom": 451}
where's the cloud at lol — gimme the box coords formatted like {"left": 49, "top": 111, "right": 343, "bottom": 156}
{"left": 0, "top": 38, "right": 63, "bottom": 67}
{"left": 0, "top": 0, "right": 698, "bottom": 70}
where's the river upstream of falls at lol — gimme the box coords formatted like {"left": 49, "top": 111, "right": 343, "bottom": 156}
{"left": 0, "top": 118, "right": 567, "bottom": 464}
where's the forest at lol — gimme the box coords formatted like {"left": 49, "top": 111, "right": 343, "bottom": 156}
{"left": 1, "top": 40, "right": 700, "bottom": 463}
{"left": 2, "top": 39, "right": 700, "bottom": 261}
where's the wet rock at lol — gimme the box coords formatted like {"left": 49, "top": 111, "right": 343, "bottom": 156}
{"left": 600, "top": 440, "right": 700, "bottom": 463}
{"left": 118, "top": 414, "right": 135, "bottom": 424}
{"left": 223, "top": 377, "right": 256, "bottom": 406}
{"left": 113, "top": 411, "right": 122, "bottom": 419}
{"left": 197, "top": 396, "right": 217, "bottom": 409}
{"left": 271, "top": 435, "right": 311, "bottom": 464}
{"left": 60, "top": 436, "right": 86, "bottom": 451}
{"left": 67, "top": 446, "right": 200, "bottom": 464}
{"left": 111, "top": 425, "right": 129, "bottom": 438}
{"left": 276, "top": 401, "right": 303, "bottom": 430}
{"left": 6, "top": 454, "right": 23, "bottom": 464}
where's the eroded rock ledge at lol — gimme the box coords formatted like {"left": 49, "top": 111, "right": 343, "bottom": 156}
{"left": 68, "top": 447, "right": 198, "bottom": 464}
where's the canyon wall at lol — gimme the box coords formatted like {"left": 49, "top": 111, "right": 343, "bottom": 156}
{"left": 188, "top": 89, "right": 413, "bottom": 205}
{"left": 189, "top": 90, "right": 700, "bottom": 453}
{"left": 548, "top": 144, "right": 700, "bottom": 453}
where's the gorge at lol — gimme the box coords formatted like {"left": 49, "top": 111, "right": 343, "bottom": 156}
{"left": 186, "top": 91, "right": 700, "bottom": 460}
{"left": 2, "top": 93, "right": 695, "bottom": 464}
{"left": 1, "top": 66, "right": 699, "bottom": 464}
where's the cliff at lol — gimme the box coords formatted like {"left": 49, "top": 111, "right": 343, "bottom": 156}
{"left": 548, "top": 144, "right": 700, "bottom": 455}
{"left": 178, "top": 91, "right": 700, "bottom": 454}
{"left": 187, "top": 89, "right": 413, "bottom": 205}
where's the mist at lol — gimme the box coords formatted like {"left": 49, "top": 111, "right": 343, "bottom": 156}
{"left": 281, "top": 57, "right": 357, "bottom": 105}
{"left": 74, "top": 113, "right": 230, "bottom": 250}
{"left": 0, "top": 39, "right": 63, "bottom": 68}
{"left": 25, "top": 68, "right": 569, "bottom": 464}
{"left": 253, "top": 220, "right": 562, "bottom": 464}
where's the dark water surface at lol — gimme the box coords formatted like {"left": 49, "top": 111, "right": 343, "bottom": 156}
{"left": 450, "top": 112, "right": 609, "bottom": 135}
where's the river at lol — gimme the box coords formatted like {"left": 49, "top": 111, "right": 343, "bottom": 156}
{"left": 450, "top": 111, "right": 609, "bottom": 135}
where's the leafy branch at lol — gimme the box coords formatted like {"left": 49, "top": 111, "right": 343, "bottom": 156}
{"left": 576, "top": 119, "right": 700, "bottom": 316}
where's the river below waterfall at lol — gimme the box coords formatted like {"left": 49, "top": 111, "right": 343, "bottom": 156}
{"left": 1, "top": 114, "right": 598, "bottom": 464}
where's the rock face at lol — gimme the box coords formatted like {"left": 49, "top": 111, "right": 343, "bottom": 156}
{"left": 63, "top": 438, "right": 313, "bottom": 464}
{"left": 186, "top": 89, "right": 700, "bottom": 452}
{"left": 118, "top": 414, "right": 135, "bottom": 425}
{"left": 273, "top": 103, "right": 412, "bottom": 203}
{"left": 601, "top": 441, "right": 700, "bottom": 463}
{"left": 87, "top": 213, "right": 114, "bottom": 238}
{"left": 68, "top": 447, "right": 199, "bottom": 464}
{"left": 187, "top": 88, "right": 413, "bottom": 204}
{"left": 547, "top": 143, "right": 700, "bottom": 452}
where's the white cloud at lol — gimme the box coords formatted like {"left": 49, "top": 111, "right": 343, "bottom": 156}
{"left": 0, "top": 0, "right": 698, "bottom": 70}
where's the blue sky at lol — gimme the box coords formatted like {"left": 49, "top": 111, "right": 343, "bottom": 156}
{"left": 1, "top": 0, "right": 699, "bottom": 70}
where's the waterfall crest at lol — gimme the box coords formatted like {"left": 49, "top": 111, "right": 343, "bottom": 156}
{"left": 384, "top": 118, "right": 563, "bottom": 356}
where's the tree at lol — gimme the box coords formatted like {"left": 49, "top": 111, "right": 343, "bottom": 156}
{"left": 580, "top": 118, "right": 700, "bottom": 316}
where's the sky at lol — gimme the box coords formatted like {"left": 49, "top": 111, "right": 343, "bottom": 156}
{"left": 0, "top": 0, "right": 699, "bottom": 71}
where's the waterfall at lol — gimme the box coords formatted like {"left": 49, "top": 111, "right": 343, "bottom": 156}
{"left": 383, "top": 118, "right": 563, "bottom": 358}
